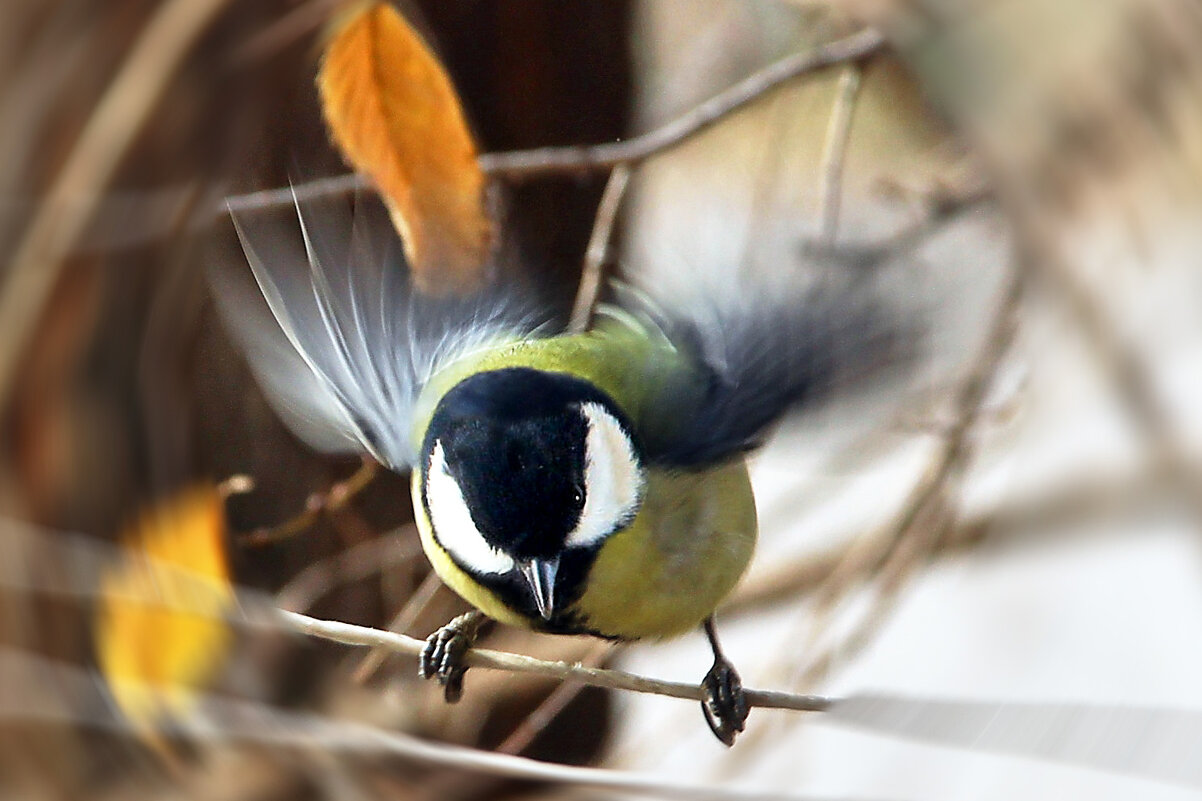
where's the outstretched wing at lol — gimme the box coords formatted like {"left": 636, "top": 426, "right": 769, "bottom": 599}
{"left": 621, "top": 268, "right": 906, "bottom": 468}
{"left": 210, "top": 189, "right": 544, "bottom": 470}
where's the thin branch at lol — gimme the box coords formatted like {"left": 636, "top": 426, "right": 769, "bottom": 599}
{"left": 478, "top": 28, "right": 884, "bottom": 180}
{"left": 60, "top": 29, "right": 885, "bottom": 257}
{"left": 227, "top": 0, "right": 345, "bottom": 67}
{"left": 223, "top": 173, "right": 366, "bottom": 216}
{"left": 275, "top": 529, "right": 422, "bottom": 613}
{"left": 568, "top": 164, "right": 631, "bottom": 333}
{"left": 413, "top": 640, "right": 620, "bottom": 801}
{"left": 217, "top": 28, "right": 886, "bottom": 218}
{"left": 277, "top": 609, "right": 832, "bottom": 714}
{"left": 0, "top": 0, "right": 235, "bottom": 410}
{"left": 241, "top": 458, "right": 379, "bottom": 547}
{"left": 805, "top": 268, "right": 1023, "bottom": 621}
{"left": 0, "top": 651, "right": 883, "bottom": 801}
{"left": 496, "top": 641, "right": 619, "bottom": 754}
{"left": 351, "top": 567, "right": 445, "bottom": 683}
{"left": 817, "top": 64, "right": 863, "bottom": 247}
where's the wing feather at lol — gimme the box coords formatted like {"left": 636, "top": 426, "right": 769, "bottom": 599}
{"left": 212, "top": 190, "right": 542, "bottom": 470}
{"left": 622, "top": 270, "right": 906, "bottom": 467}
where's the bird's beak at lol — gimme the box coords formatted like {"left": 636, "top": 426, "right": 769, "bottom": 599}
{"left": 517, "top": 557, "right": 559, "bottom": 621}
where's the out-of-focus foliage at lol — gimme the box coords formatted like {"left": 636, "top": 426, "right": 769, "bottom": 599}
{"left": 94, "top": 483, "right": 234, "bottom": 744}
{"left": 318, "top": 1, "right": 492, "bottom": 294}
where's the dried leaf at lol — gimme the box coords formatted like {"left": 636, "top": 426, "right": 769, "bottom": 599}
{"left": 94, "top": 484, "right": 234, "bottom": 742}
{"left": 318, "top": 2, "right": 491, "bottom": 294}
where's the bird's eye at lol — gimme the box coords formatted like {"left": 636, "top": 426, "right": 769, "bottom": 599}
{"left": 571, "top": 483, "right": 585, "bottom": 506}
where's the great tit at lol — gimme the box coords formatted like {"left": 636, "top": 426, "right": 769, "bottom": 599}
{"left": 214, "top": 192, "right": 890, "bottom": 745}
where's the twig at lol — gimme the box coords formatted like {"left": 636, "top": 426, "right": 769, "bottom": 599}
{"left": 0, "top": 0, "right": 235, "bottom": 410}
{"left": 805, "top": 269, "right": 1023, "bottom": 625}
{"left": 278, "top": 609, "right": 832, "bottom": 714}
{"left": 496, "top": 641, "right": 619, "bottom": 754}
{"left": 223, "top": 173, "right": 366, "bottom": 216}
{"left": 217, "top": 28, "right": 886, "bottom": 217}
{"left": 413, "top": 640, "right": 620, "bottom": 801}
{"left": 817, "top": 65, "right": 862, "bottom": 247}
{"left": 227, "top": 0, "right": 345, "bottom": 66}
{"left": 568, "top": 165, "right": 631, "bottom": 333}
{"left": 241, "top": 458, "right": 379, "bottom": 547}
{"left": 351, "top": 567, "right": 445, "bottom": 683}
{"left": 0, "top": 651, "right": 883, "bottom": 801}
{"left": 63, "top": 30, "right": 885, "bottom": 256}
{"left": 275, "top": 529, "right": 422, "bottom": 613}
{"left": 477, "top": 29, "right": 884, "bottom": 180}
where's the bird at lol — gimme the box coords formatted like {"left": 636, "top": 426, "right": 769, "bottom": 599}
{"left": 212, "top": 190, "right": 895, "bottom": 745}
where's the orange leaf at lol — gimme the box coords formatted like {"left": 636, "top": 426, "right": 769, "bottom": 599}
{"left": 94, "top": 484, "right": 234, "bottom": 743}
{"left": 318, "top": 2, "right": 492, "bottom": 294}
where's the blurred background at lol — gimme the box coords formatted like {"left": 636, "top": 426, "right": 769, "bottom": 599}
{"left": 3, "top": 0, "right": 1202, "bottom": 799}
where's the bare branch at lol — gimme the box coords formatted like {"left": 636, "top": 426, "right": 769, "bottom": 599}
{"left": 275, "top": 529, "right": 422, "bottom": 613}
{"left": 277, "top": 609, "right": 832, "bottom": 714}
{"left": 223, "top": 173, "right": 366, "bottom": 216}
{"left": 219, "top": 28, "right": 886, "bottom": 216}
{"left": 241, "top": 458, "right": 379, "bottom": 547}
{"left": 568, "top": 164, "right": 632, "bottom": 333}
{"left": 0, "top": 650, "right": 886, "bottom": 801}
{"left": 477, "top": 28, "right": 885, "bottom": 180}
{"left": 496, "top": 641, "right": 619, "bottom": 754}
{"left": 55, "top": 29, "right": 885, "bottom": 260}
{"left": 817, "top": 64, "right": 863, "bottom": 247}
{"left": 351, "top": 567, "right": 445, "bottom": 683}
{"left": 413, "top": 641, "right": 621, "bottom": 801}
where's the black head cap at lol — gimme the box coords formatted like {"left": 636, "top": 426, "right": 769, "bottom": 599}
{"left": 422, "top": 367, "right": 629, "bottom": 561}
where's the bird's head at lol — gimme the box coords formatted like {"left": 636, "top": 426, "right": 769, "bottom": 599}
{"left": 420, "top": 367, "right": 645, "bottom": 624}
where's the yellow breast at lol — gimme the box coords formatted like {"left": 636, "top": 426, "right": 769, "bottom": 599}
{"left": 573, "top": 461, "right": 757, "bottom": 639}
{"left": 412, "top": 461, "right": 757, "bottom": 641}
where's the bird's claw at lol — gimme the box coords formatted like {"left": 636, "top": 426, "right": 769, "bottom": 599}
{"left": 700, "top": 656, "right": 748, "bottom": 746}
{"left": 419, "top": 611, "right": 482, "bottom": 703}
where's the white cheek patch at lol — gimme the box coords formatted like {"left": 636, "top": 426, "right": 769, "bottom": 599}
{"left": 425, "top": 442, "right": 515, "bottom": 575}
{"left": 567, "top": 403, "right": 645, "bottom": 550}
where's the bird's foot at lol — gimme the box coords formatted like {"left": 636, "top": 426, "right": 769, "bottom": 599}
{"left": 700, "top": 655, "right": 748, "bottom": 746}
{"left": 419, "top": 610, "right": 484, "bottom": 703}
{"left": 699, "top": 616, "right": 747, "bottom": 745}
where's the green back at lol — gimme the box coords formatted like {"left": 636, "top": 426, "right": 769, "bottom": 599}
{"left": 410, "top": 314, "right": 697, "bottom": 456}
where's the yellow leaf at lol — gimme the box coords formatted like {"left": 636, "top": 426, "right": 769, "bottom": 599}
{"left": 318, "top": 2, "right": 492, "bottom": 295}
{"left": 94, "top": 484, "right": 234, "bottom": 743}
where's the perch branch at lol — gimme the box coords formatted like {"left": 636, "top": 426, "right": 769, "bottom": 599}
{"left": 277, "top": 609, "right": 831, "bottom": 714}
